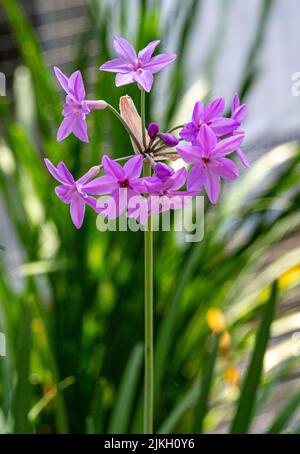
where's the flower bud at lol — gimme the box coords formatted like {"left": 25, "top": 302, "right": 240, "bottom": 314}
{"left": 155, "top": 162, "right": 174, "bottom": 180}
{"left": 159, "top": 132, "right": 179, "bottom": 147}
{"left": 148, "top": 122, "right": 159, "bottom": 139}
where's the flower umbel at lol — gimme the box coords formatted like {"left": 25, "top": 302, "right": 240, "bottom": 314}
{"left": 100, "top": 36, "right": 177, "bottom": 92}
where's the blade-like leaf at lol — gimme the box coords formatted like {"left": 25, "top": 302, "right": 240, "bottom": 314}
{"left": 230, "top": 281, "right": 278, "bottom": 434}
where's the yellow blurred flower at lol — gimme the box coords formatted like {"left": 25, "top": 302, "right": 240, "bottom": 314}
{"left": 224, "top": 366, "right": 241, "bottom": 387}
{"left": 206, "top": 308, "right": 226, "bottom": 333}
{"left": 279, "top": 263, "right": 300, "bottom": 289}
{"left": 219, "top": 330, "right": 231, "bottom": 355}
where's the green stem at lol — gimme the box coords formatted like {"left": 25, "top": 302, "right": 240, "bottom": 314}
{"left": 143, "top": 160, "right": 153, "bottom": 434}
{"left": 107, "top": 104, "right": 142, "bottom": 154}
{"left": 167, "top": 124, "right": 185, "bottom": 134}
{"left": 141, "top": 90, "right": 147, "bottom": 150}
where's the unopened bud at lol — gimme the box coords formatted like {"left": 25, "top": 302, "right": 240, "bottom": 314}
{"left": 159, "top": 132, "right": 179, "bottom": 147}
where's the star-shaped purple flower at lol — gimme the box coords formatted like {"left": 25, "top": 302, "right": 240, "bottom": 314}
{"left": 93, "top": 155, "right": 147, "bottom": 219}
{"left": 45, "top": 159, "right": 110, "bottom": 228}
{"left": 100, "top": 36, "right": 177, "bottom": 92}
{"left": 177, "top": 125, "right": 244, "bottom": 204}
{"left": 180, "top": 98, "right": 239, "bottom": 145}
{"left": 54, "top": 67, "right": 107, "bottom": 143}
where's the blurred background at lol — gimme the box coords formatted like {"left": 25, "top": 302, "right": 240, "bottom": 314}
{"left": 0, "top": 0, "right": 300, "bottom": 434}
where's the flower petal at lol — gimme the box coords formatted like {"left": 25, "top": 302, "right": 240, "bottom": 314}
{"left": 187, "top": 165, "right": 205, "bottom": 194}
{"left": 231, "top": 93, "right": 240, "bottom": 112}
{"left": 54, "top": 66, "right": 69, "bottom": 93}
{"left": 164, "top": 167, "right": 187, "bottom": 191}
{"left": 55, "top": 185, "right": 75, "bottom": 203}
{"left": 179, "top": 122, "right": 198, "bottom": 144}
{"left": 70, "top": 195, "right": 85, "bottom": 228}
{"left": 44, "top": 158, "right": 73, "bottom": 185}
{"left": 236, "top": 149, "right": 250, "bottom": 168}
{"left": 143, "top": 53, "right": 177, "bottom": 74}
{"left": 209, "top": 117, "right": 239, "bottom": 136}
{"left": 115, "top": 72, "right": 135, "bottom": 87}
{"left": 83, "top": 175, "right": 117, "bottom": 195}
{"left": 232, "top": 104, "right": 248, "bottom": 124}
{"left": 196, "top": 124, "right": 217, "bottom": 156}
{"left": 213, "top": 134, "right": 245, "bottom": 158}
{"left": 203, "top": 98, "right": 225, "bottom": 121}
{"left": 132, "top": 69, "right": 154, "bottom": 92}
{"left": 203, "top": 168, "right": 221, "bottom": 204}
{"left": 210, "top": 158, "right": 239, "bottom": 180}
{"left": 72, "top": 114, "right": 89, "bottom": 143}
{"left": 124, "top": 155, "right": 143, "bottom": 179}
{"left": 84, "top": 196, "right": 100, "bottom": 212}
{"left": 106, "top": 189, "right": 127, "bottom": 219}
{"left": 68, "top": 70, "right": 85, "bottom": 101}
{"left": 57, "top": 162, "right": 75, "bottom": 184}
{"left": 113, "top": 36, "right": 137, "bottom": 64}
{"left": 77, "top": 166, "right": 101, "bottom": 185}
{"left": 100, "top": 58, "right": 131, "bottom": 73}
{"left": 57, "top": 116, "right": 74, "bottom": 142}
{"left": 177, "top": 145, "right": 202, "bottom": 164}
{"left": 138, "top": 40, "right": 160, "bottom": 64}
{"left": 192, "top": 101, "right": 204, "bottom": 125}
{"left": 102, "top": 155, "right": 125, "bottom": 181}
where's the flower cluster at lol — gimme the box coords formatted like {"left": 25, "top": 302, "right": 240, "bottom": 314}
{"left": 45, "top": 36, "right": 248, "bottom": 228}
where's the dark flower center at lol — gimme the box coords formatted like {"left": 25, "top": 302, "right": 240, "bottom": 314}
{"left": 120, "top": 179, "right": 129, "bottom": 188}
{"left": 202, "top": 157, "right": 210, "bottom": 163}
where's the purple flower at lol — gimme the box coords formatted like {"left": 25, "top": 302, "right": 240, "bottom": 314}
{"left": 159, "top": 132, "right": 179, "bottom": 147}
{"left": 54, "top": 67, "right": 107, "bottom": 143}
{"left": 148, "top": 122, "right": 160, "bottom": 139}
{"left": 100, "top": 36, "right": 176, "bottom": 92}
{"left": 44, "top": 159, "right": 110, "bottom": 229}
{"left": 93, "top": 155, "right": 146, "bottom": 219}
{"left": 177, "top": 125, "right": 244, "bottom": 204}
{"left": 143, "top": 163, "right": 192, "bottom": 215}
{"left": 230, "top": 93, "right": 249, "bottom": 168}
{"left": 180, "top": 98, "right": 239, "bottom": 145}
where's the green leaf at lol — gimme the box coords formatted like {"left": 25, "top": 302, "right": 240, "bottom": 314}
{"left": 13, "top": 299, "right": 32, "bottom": 433}
{"left": 193, "top": 333, "right": 221, "bottom": 433}
{"left": 108, "top": 343, "right": 143, "bottom": 434}
{"left": 230, "top": 281, "right": 278, "bottom": 433}
{"left": 266, "top": 390, "right": 300, "bottom": 434}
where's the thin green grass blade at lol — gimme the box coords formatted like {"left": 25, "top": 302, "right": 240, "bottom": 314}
{"left": 13, "top": 299, "right": 32, "bottom": 434}
{"left": 108, "top": 343, "right": 143, "bottom": 434}
{"left": 158, "top": 380, "right": 200, "bottom": 434}
{"left": 266, "top": 390, "right": 300, "bottom": 434}
{"left": 193, "top": 333, "right": 221, "bottom": 433}
{"left": 230, "top": 281, "right": 278, "bottom": 434}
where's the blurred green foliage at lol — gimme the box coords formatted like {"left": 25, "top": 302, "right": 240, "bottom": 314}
{"left": 0, "top": 0, "right": 300, "bottom": 434}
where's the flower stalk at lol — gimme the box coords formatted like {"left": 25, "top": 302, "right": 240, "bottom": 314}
{"left": 143, "top": 159, "right": 154, "bottom": 434}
